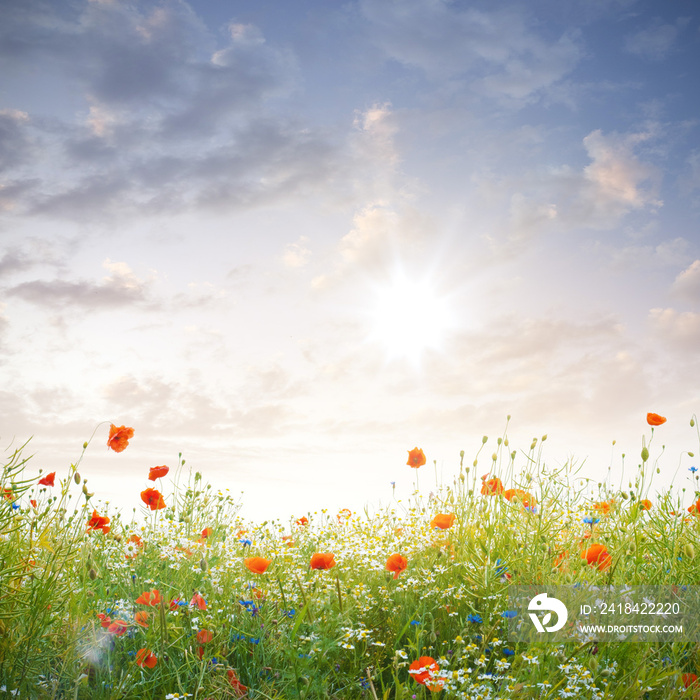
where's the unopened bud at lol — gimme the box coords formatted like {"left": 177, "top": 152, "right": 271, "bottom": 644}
{"left": 482, "top": 436, "right": 488, "bottom": 444}
{"left": 511, "top": 451, "right": 516, "bottom": 461}
{"left": 491, "top": 453, "right": 497, "bottom": 462}
{"left": 497, "top": 437, "right": 502, "bottom": 445}
{"left": 542, "top": 434, "right": 547, "bottom": 441}
{"left": 641, "top": 447, "right": 649, "bottom": 462}
{"left": 83, "top": 442, "right": 88, "bottom": 449}
{"left": 612, "top": 440, "right": 616, "bottom": 445}
{"left": 74, "top": 472, "right": 81, "bottom": 484}
{"left": 683, "top": 543, "right": 696, "bottom": 559}
{"left": 530, "top": 441, "right": 537, "bottom": 451}
{"left": 88, "top": 568, "right": 97, "bottom": 580}
{"left": 691, "top": 418, "right": 696, "bottom": 428}
{"left": 200, "top": 558, "right": 208, "bottom": 572}
{"left": 689, "top": 452, "right": 695, "bottom": 458}
{"left": 473, "top": 459, "right": 478, "bottom": 467}
{"left": 459, "top": 450, "right": 464, "bottom": 458}
{"left": 504, "top": 438, "right": 509, "bottom": 447}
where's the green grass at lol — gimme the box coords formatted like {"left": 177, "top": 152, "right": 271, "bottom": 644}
{"left": 1, "top": 416, "right": 699, "bottom": 699}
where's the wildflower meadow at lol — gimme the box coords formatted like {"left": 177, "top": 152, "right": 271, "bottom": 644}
{"left": 1, "top": 415, "right": 700, "bottom": 699}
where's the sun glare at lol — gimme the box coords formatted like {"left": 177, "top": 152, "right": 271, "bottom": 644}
{"left": 369, "top": 270, "right": 452, "bottom": 363}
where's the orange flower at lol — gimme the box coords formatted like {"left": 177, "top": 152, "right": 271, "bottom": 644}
{"left": 135, "top": 589, "right": 162, "bottom": 606}
{"left": 553, "top": 550, "right": 568, "bottom": 570}
{"left": 386, "top": 553, "right": 408, "bottom": 579}
{"left": 97, "top": 613, "right": 111, "bottom": 628}
{"left": 140, "top": 487, "right": 166, "bottom": 510}
{"left": 107, "top": 424, "right": 134, "bottom": 453}
{"left": 336, "top": 508, "right": 352, "bottom": 522}
{"left": 281, "top": 535, "right": 295, "bottom": 547}
{"left": 134, "top": 611, "right": 149, "bottom": 627}
{"left": 640, "top": 499, "right": 652, "bottom": 511}
{"left": 310, "top": 552, "right": 336, "bottom": 570}
{"left": 480, "top": 476, "right": 504, "bottom": 496}
{"left": 244, "top": 557, "right": 271, "bottom": 574}
{"left": 2, "top": 487, "right": 14, "bottom": 501}
{"left": 196, "top": 629, "right": 213, "bottom": 644}
{"left": 583, "top": 544, "right": 611, "bottom": 571}
{"left": 135, "top": 648, "right": 157, "bottom": 669}
{"left": 407, "top": 447, "right": 426, "bottom": 468}
{"left": 504, "top": 488, "right": 537, "bottom": 508}
{"left": 647, "top": 412, "right": 666, "bottom": 426}
{"left": 296, "top": 516, "right": 309, "bottom": 527}
{"left": 38, "top": 472, "right": 55, "bottom": 487}
{"left": 30, "top": 499, "right": 37, "bottom": 509}
{"left": 430, "top": 513, "right": 455, "bottom": 530}
{"left": 409, "top": 656, "right": 445, "bottom": 692}
{"left": 87, "top": 509, "right": 110, "bottom": 534}
{"left": 227, "top": 669, "right": 248, "bottom": 697}
{"left": 107, "top": 620, "right": 127, "bottom": 636}
{"left": 200, "top": 526, "right": 212, "bottom": 539}
{"left": 689, "top": 499, "right": 700, "bottom": 515}
{"left": 592, "top": 499, "right": 614, "bottom": 515}
{"left": 148, "top": 465, "right": 169, "bottom": 480}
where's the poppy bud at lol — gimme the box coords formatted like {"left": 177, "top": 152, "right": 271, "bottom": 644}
{"left": 682, "top": 543, "right": 695, "bottom": 559}
{"left": 200, "top": 558, "right": 208, "bottom": 572}
{"left": 74, "top": 472, "right": 81, "bottom": 484}
{"left": 460, "top": 450, "right": 464, "bottom": 458}
{"left": 473, "top": 460, "right": 478, "bottom": 467}
{"left": 641, "top": 447, "right": 649, "bottom": 462}
{"left": 497, "top": 438, "right": 502, "bottom": 445}
{"left": 530, "top": 441, "right": 537, "bottom": 451}
{"left": 620, "top": 491, "right": 628, "bottom": 499}
{"left": 691, "top": 418, "right": 696, "bottom": 427}
{"left": 689, "top": 452, "right": 695, "bottom": 457}
{"left": 83, "top": 442, "right": 88, "bottom": 449}
{"left": 88, "top": 568, "right": 97, "bottom": 580}
{"left": 542, "top": 435, "right": 547, "bottom": 441}
{"left": 482, "top": 436, "right": 488, "bottom": 444}
{"left": 504, "top": 438, "right": 508, "bottom": 447}
{"left": 459, "top": 473, "right": 465, "bottom": 482}
{"left": 511, "top": 451, "right": 516, "bottom": 461}
{"left": 491, "top": 453, "right": 497, "bottom": 462}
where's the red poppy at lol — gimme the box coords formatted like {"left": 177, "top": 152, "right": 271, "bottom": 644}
{"left": 38, "top": 472, "right": 55, "bottom": 487}
{"left": 430, "top": 513, "right": 455, "bottom": 530}
{"left": 135, "top": 589, "right": 162, "bottom": 606}
{"left": 200, "top": 527, "right": 212, "bottom": 539}
{"left": 683, "top": 673, "right": 699, "bottom": 689}
{"left": 409, "top": 656, "right": 445, "bottom": 692}
{"left": 87, "top": 509, "right": 110, "bottom": 534}
{"left": 337, "top": 508, "right": 352, "bottom": 521}
{"left": 281, "top": 535, "right": 295, "bottom": 547}
{"left": 107, "top": 424, "right": 134, "bottom": 453}
{"left": 134, "top": 611, "right": 149, "bottom": 628}
{"left": 296, "top": 516, "right": 309, "bottom": 526}
{"left": 553, "top": 550, "right": 568, "bottom": 570}
{"left": 227, "top": 669, "right": 248, "bottom": 697}
{"left": 196, "top": 629, "right": 213, "bottom": 644}
{"left": 503, "top": 488, "right": 537, "bottom": 508}
{"left": 244, "top": 557, "right": 271, "bottom": 574}
{"left": 310, "top": 552, "right": 336, "bottom": 570}
{"left": 689, "top": 499, "right": 700, "bottom": 515}
{"left": 107, "top": 620, "right": 127, "bottom": 636}
{"left": 647, "top": 413, "right": 667, "bottom": 426}
{"left": 2, "top": 487, "right": 14, "bottom": 501}
{"left": 97, "top": 612, "right": 111, "bottom": 628}
{"left": 583, "top": 544, "right": 611, "bottom": 571}
{"left": 135, "top": 648, "right": 157, "bottom": 669}
{"left": 190, "top": 592, "right": 207, "bottom": 610}
{"left": 386, "top": 553, "right": 408, "bottom": 579}
{"left": 148, "top": 465, "right": 169, "bottom": 481}
{"left": 407, "top": 447, "right": 426, "bottom": 468}
{"left": 480, "top": 476, "right": 504, "bottom": 496}
{"left": 30, "top": 499, "right": 37, "bottom": 509}
{"left": 140, "top": 487, "right": 166, "bottom": 511}
{"left": 640, "top": 499, "right": 652, "bottom": 511}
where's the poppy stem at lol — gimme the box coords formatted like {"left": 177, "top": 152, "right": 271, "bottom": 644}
{"left": 335, "top": 573, "right": 343, "bottom": 614}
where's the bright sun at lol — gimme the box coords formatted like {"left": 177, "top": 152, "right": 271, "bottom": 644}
{"left": 368, "top": 269, "right": 452, "bottom": 363}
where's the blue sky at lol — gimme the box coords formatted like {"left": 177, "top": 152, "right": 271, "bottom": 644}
{"left": 1, "top": 0, "right": 699, "bottom": 523}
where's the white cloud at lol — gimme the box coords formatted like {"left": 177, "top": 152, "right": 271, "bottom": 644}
{"left": 672, "top": 260, "right": 700, "bottom": 302}
{"left": 624, "top": 17, "right": 690, "bottom": 61}
{"left": 283, "top": 236, "right": 312, "bottom": 268}
{"left": 649, "top": 307, "right": 700, "bottom": 351}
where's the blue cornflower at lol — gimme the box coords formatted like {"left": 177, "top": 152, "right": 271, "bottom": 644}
{"left": 249, "top": 637, "right": 260, "bottom": 645}
{"left": 11, "top": 503, "right": 19, "bottom": 510}
{"left": 583, "top": 516, "right": 600, "bottom": 524}
{"left": 501, "top": 610, "right": 518, "bottom": 618}
{"left": 690, "top": 466, "right": 698, "bottom": 473}
{"left": 410, "top": 620, "right": 421, "bottom": 626}
{"left": 239, "top": 600, "right": 255, "bottom": 608}
{"left": 285, "top": 609, "right": 296, "bottom": 617}
{"left": 240, "top": 538, "right": 252, "bottom": 547}
{"left": 503, "top": 648, "right": 515, "bottom": 656}
{"left": 494, "top": 559, "right": 507, "bottom": 575}
{"left": 467, "top": 614, "right": 483, "bottom": 624}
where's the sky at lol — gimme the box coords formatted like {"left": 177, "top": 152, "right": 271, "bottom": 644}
{"left": 1, "top": 0, "right": 699, "bottom": 525}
